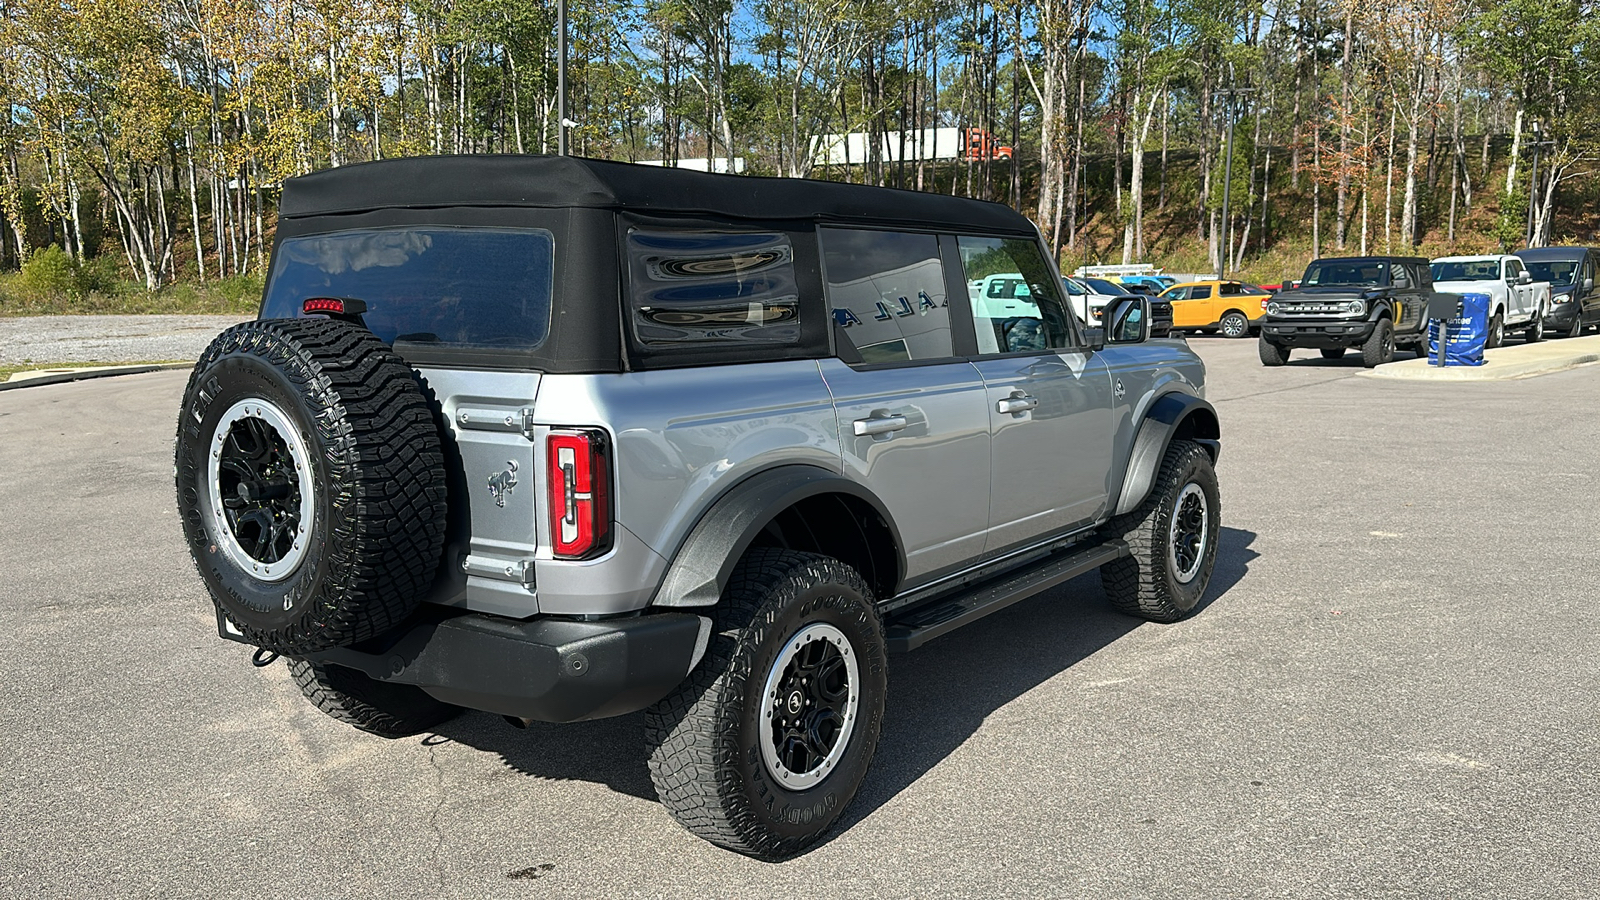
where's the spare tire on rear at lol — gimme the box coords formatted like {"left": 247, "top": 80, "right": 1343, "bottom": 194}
{"left": 175, "top": 318, "right": 447, "bottom": 655}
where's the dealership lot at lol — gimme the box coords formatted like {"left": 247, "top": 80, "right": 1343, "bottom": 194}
{"left": 1, "top": 337, "right": 1596, "bottom": 899}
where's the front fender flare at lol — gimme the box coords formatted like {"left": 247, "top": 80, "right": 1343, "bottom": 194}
{"left": 649, "top": 465, "right": 903, "bottom": 608}
{"left": 1111, "top": 393, "right": 1220, "bottom": 517}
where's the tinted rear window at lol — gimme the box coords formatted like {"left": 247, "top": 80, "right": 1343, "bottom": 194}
{"left": 262, "top": 227, "right": 554, "bottom": 351}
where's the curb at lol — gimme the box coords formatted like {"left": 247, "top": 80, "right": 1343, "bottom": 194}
{"left": 0, "top": 362, "right": 192, "bottom": 392}
{"left": 1358, "top": 336, "right": 1600, "bottom": 382}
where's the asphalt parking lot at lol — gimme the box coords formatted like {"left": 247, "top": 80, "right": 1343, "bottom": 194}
{"left": 2, "top": 336, "right": 1597, "bottom": 898}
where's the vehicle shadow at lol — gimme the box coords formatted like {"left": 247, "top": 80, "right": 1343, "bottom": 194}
{"left": 435, "top": 527, "right": 1261, "bottom": 839}
{"left": 1284, "top": 348, "right": 1430, "bottom": 366}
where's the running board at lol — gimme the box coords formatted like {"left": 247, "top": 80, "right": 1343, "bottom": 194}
{"left": 884, "top": 540, "right": 1128, "bottom": 653}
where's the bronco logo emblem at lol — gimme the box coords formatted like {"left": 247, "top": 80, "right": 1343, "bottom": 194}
{"left": 487, "top": 460, "right": 518, "bottom": 508}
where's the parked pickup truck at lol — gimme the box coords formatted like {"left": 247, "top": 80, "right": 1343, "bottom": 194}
{"left": 1429, "top": 254, "right": 1552, "bottom": 346}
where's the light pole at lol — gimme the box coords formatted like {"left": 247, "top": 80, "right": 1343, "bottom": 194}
{"left": 1524, "top": 122, "right": 1556, "bottom": 247}
{"left": 1214, "top": 84, "right": 1253, "bottom": 281}
{"left": 557, "top": 0, "right": 568, "bottom": 156}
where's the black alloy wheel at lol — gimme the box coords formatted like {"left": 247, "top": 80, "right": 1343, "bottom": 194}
{"left": 214, "top": 410, "right": 307, "bottom": 574}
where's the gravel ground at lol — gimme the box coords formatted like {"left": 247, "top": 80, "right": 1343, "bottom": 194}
{"left": 0, "top": 315, "right": 249, "bottom": 366}
{"left": 2, "top": 338, "right": 1597, "bottom": 898}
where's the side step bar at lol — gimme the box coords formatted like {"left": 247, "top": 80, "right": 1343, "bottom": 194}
{"left": 884, "top": 540, "right": 1128, "bottom": 653}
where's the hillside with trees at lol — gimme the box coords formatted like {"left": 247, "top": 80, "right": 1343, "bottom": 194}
{"left": 1, "top": 0, "right": 1597, "bottom": 302}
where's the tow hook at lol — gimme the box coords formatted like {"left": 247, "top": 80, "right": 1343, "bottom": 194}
{"left": 251, "top": 647, "right": 280, "bottom": 668}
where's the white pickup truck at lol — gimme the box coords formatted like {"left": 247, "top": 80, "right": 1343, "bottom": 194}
{"left": 1429, "top": 254, "right": 1552, "bottom": 346}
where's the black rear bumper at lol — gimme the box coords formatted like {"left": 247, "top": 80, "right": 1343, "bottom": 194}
{"left": 296, "top": 612, "right": 710, "bottom": 723}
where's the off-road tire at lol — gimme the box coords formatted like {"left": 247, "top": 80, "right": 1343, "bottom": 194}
{"left": 1259, "top": 336, "right": 1290, "bottom": 366}
{"left": 289, "top": 659, "right": 461, "bottom": 738}
{"left": 1320, "top": 347, "right": 1346, "bottom": 360}
{"left": 175, "top": 318, "right": 447, "bottom": 655}
{"left": 1220, "top": 311, "right": 1251, "bottom": 338}
{"left": 645, "top": 549, "right": 887, "bottom": 860}
{"left": 1486, "top": 312, "right": 1504, "bottom": 349}
{"left": 1525, "top": 310, "right": 1545, "bottom": 343}
{"left": 1101, "top": 440, "right": 1221, "bottom": 623}
{"left": 1361, "top": 319, "right": 1395, "bottom": 368}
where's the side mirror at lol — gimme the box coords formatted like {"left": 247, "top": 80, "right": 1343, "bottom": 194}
{"left": 1586, "top": 277, "right": 1594, "bottom": 291}
{"left": 1083, "top": 327, "right": 1106, "bottom": 351}
{"left": 1517, "top": 270, "right": 1532, "bottom": 285}
{"left": 1104, "top": 296, "right": 1151, "bottom": 344}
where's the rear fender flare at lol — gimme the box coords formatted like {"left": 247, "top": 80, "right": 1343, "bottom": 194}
{"left": 1111, "top": 393, "right": 1221, "bottom": 517}
{"left": 649, "top": 465, "right": 903, "bottom": 608}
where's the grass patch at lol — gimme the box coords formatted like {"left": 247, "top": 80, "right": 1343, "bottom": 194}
{"left": 0, "top": 359, "right": 191, "bottom": 381}
{"left": 0, "top": 268, "right": 262, "bottom": 317}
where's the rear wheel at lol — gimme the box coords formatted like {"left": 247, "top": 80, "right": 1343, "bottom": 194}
{"left": 1259, "top": 336, "right": 1290, "bottom": 366}
{"left": 1320, "top": 347, "right": 1346, "bottom": 360}
{"left": 289, "top": 659, "right": 462, "bottom": 738}
{"left": 645, "top": 549, "right": 886, "bottom": 860}
{"left": 1219, "top": 311, "right": 1250, "bottom": 338}
{"left": 1101, "top": 440, "right": 1221, "bottom": 623}
{"left": 1361, "top": 319, "right": 1395, "bottom": 368}
{"left": 1526, "top": 310, "right": 1545, "bottom": 343}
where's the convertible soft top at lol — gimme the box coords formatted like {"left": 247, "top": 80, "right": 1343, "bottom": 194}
{"left": 278, "top": 154, "right": 1036, "bottom": 234}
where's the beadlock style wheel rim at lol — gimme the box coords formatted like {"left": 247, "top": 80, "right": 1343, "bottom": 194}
{"left": 758, "top": 622, "right": 860, "bottom": 790}
{"left": 1168, "top": 482, "right": 1209, "bottom": 585}
{"left": 205, "top": 398, "right": 314, "bottom": 584}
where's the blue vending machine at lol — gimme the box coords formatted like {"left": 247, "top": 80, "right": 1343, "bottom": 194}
{"left": 1429, "top": 291, "right": 1488, "bottom": 366}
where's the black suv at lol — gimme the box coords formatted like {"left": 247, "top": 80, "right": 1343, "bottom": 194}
{"left": 1258, "top": 256, "right": 1442, "bottom": 367}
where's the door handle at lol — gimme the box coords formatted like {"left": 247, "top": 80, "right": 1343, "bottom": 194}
{"left": 996, "top": 393, "right": 1039, "bottom": 415}
{"left": 853, "top": 413, "right": 909, "bottom": 436}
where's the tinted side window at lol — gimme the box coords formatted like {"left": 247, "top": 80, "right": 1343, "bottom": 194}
{"left": 1191, "top": 285, "right": 1212, "bottom": 299}
{"left": 957, "top": 235, "right": 1073, "bottom": 354}
{"left": 626, "top": 230, "right": 800, "bottom": 346}
{"left": 1392, "top": 265, "right": 1413, "bottom": 289}
{"left": 822, "top": 228, "right": 952, "bottom": 364}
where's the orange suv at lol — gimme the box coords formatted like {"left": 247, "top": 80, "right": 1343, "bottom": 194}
{"left": 1159, "top": 280, "right": 1272, "bottom": 337}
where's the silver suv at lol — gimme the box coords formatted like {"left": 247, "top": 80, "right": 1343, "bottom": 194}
{"left": 175, "top": 156, "right": 1222, "bottom": 859}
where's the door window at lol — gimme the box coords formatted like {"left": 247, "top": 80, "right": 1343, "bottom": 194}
{"left": 820, "top": 228, "right": 953, "bottom": 364}
{"left": 1191, "top": 285, "right": 1212, "bottom": 300}
{"left": 956, "top": 235, "right": 1073, "bottom": 354}
{"left": 1392, "top": 265, "right": 1414, "bottom": 289}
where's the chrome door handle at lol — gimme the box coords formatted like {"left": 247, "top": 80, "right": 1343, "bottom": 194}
{"left": 853, "top": 414, "right": 909, "bottom": 436}
{"left": 996, "top": 394, "right": 1038, "bottom": 415}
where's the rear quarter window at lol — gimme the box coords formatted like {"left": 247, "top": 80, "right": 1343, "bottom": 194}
{"left": 625, "top": 230, "right": 801, "bottom": 347}
{"left": 261, "top": 227, "right": 554, "bottom": 351}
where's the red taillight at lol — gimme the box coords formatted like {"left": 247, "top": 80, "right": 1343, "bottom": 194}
{"left": 302, "top": 297, "right": 367, "bottom": 316}
{"left": 547, "top": 429, "right": 610, "bottom": 558}
{"left": 1261, "top": 298, "right": 1270, "bottom": 310}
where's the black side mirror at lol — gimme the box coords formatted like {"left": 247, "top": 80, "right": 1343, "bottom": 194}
{"left": 1104, "top": 296, "right": 1151, "bottom": 344}
{"left": 1084, "top": 326, "right": 1106, "bottom": 351}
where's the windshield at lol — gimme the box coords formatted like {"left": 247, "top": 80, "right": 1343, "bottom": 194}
{"left": 1084, "top": 277, "right": 1132, "bottom": 296}
{"left": 262, "top": 227, "right": 555, "bottom": 351}
{"left": 1302, "top": 261, "right": 1389, "bottom": 287}
{"left": 1430, "top": 260, "right": 1500, "bottom": 282}
{"left": 1062, "top": 277, "right": 1088, "bottom": 296}
{"left": 1522, "top": 259, "right": 1579, "bottom": 288}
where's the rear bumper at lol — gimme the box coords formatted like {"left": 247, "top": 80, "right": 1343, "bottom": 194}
{"left": 296, "top": 612, "right": 710, "bottom": 723}
{"left": 1261, "top": 319, "right": 1376, "bottom": 348}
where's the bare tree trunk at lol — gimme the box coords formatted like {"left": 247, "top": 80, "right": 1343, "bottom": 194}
{"left": 1504, "top": 108, "right": 1522, "bottom": 194}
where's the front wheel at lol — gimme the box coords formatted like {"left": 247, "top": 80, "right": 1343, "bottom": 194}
{"left": 1220, "top": 311, "right": 1251, "bottom": 338}
{"left": 1486, "top": 312, "right": 1505, "bottom": 349}
{"left": 1101, "top": 440, "right": 1221, "bottom": 623}
{"left": 645, "top": 550, "right": 887, "bottom": 860}
{"left": 1259, "top": 336, "right": 1290, "bottom": 366}
{"left": 1361, "top": 319, "right": 1395, "bottom": 368}
{"left": 1567, "top": 314, "right": 1584, "bottom": 339}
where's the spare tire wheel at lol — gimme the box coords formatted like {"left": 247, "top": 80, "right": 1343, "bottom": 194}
{"left": 175, "top": 318, "right": 447, "bottom": 655}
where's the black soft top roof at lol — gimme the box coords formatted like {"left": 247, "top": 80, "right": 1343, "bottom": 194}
{"left": 279, "top": 154, "right": 1037, "bottom": 234}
